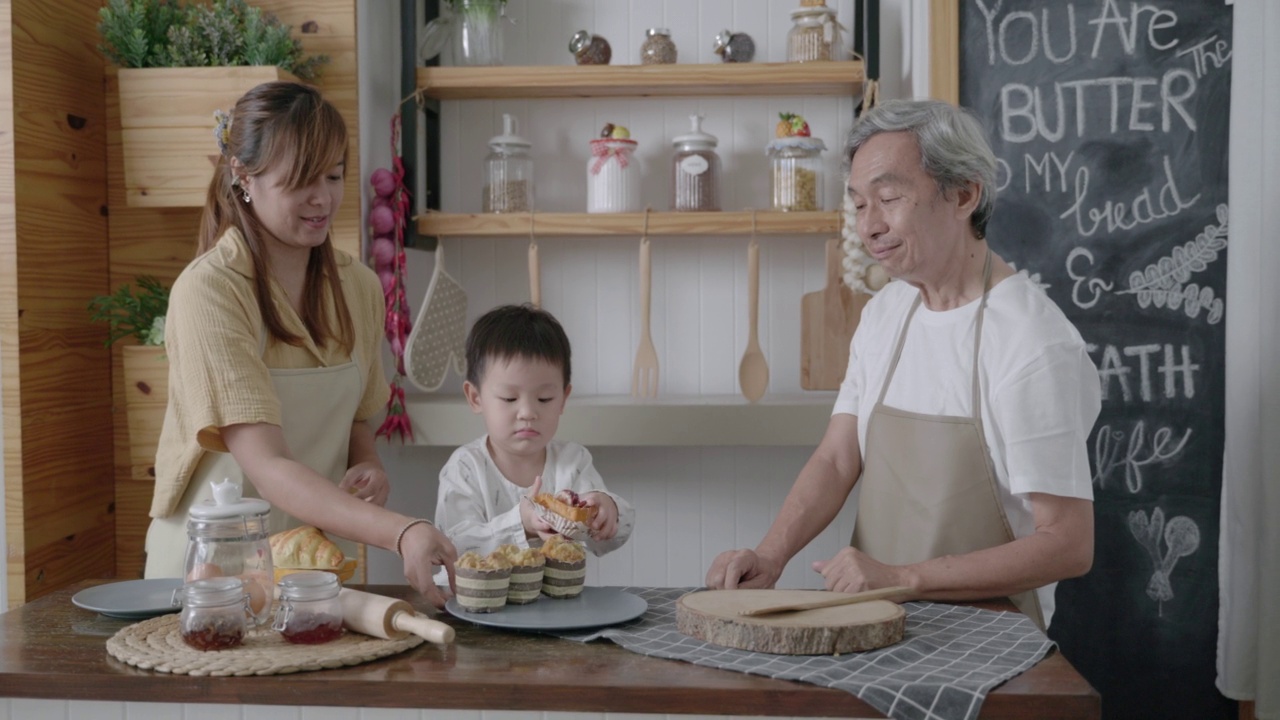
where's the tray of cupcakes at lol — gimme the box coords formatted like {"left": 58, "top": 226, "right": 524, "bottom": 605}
{"left": 445, "top": 536, "right": 646, "bottom": 631}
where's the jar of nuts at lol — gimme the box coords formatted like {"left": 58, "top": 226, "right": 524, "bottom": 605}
{"left": 569, "top": 30, "right": 612, "bottom": 65}
{"left": 640, "top": 27, "right": 677, "bottom": 65}
{"left": 483, "top": 113, "right": 533, "bottom": 213}
{"left": 767, "top": 131, "right": 827, "bottom": 212}
{"left": 670, "top": 114, "right": 721, "bottom": 212}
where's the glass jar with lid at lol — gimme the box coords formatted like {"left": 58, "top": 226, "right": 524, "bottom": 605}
{"left": 483, "top": 113, "right": 533, "bottom": 213}
{"left": 670, "top": 115, "right": 721, "bottom": 212}
{"left": 767, "top": 136, "right": 828, "bottom": 211}
{"left": 183, "top": 478, "right": 274, "bottom": 626}
{"left": 787, "top": 6, "right": 841, "bottom": 62}
{"left": 178, "top": 576, "right": 252, "bottom": 651}
{"left": 273, "top": 571, "right": 344, "bottom": 645}
{"left": 587, "top": 124, "right": 641, "bottom": 213}
{"left": 569, "top": 30, "right": 612, "bottom": 65}
{"left": 640, "top": 28, "right": 677, "bottom": 65}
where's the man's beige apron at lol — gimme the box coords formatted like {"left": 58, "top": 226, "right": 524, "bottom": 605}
{"left": 852, "top": 251, "right": 1046, "bottom": 629}
{"left": 144, "top": 354, "right": 362, "bottom": 578}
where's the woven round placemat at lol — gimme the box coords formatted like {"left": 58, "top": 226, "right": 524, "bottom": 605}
{"left": 106, "top": 613, "right": 424, "bottom": 677}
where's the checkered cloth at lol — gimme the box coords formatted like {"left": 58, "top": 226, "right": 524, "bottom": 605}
{"left": 548, "top": 587, "right": 1054, "bottom": 720}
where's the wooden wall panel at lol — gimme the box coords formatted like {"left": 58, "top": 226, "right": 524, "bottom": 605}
{"left": 0, "top": 0, "right": 22, "bottom": 607}
{"left": 107, "top": 0, "right": 362, "bottom": 580}
{"left": 8, "top": 0, "right": 112, "bottom": 604}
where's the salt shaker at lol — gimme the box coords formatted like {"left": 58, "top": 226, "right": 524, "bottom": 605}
{"left": 569, "top": 30, "right": 612, "bottom": 65}
{"left": 713, "top": 30, "right": 755, "bottom": 63}
{"left": 273, "top": 571, "right": 345, "bottom": 645}
{"left": 640, "top": 28, "right": 677, "bottom": 65}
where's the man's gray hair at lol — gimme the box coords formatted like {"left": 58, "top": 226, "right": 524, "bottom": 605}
{"left": 843, "top": 99, "right": 998, "bottom": 239}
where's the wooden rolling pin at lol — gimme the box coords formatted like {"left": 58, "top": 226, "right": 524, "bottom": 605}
{"left": 338, "top": 588, "right": 455, "bottom": 644}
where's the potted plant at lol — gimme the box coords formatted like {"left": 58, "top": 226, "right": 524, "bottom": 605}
{"left": 89, "top": 276, "right": 171, "bottom": 483}
{"left": 98, "top": 0, "right": 328, "bottom": 207}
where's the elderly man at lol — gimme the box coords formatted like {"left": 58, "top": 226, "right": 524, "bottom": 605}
{"left": 706, "top": 99, "right": 1100, "bottom": 629}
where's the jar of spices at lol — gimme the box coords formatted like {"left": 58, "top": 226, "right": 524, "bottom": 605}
{"left": 183, "top": 479, "right": 274, "bottom": 626}
{"left": 178, "top": 577, "right": 251, "bottom": 651}
{"left": 483, "top": 113, "right": 533, "bottom": 213}
{"left": 640, "top": 27, "right": 677, "bottom": 65}
{"left": 587, "top": 124, "right": 641, "bottom": 213}
{"left": 569, "top": 30, "right": 612, "bottom": 65}
{"left": 273, "top": 571, "right": 344, "bottom": 645}
{"left": 713, "top": 30, "right": 755, "bottom": 63}
{"left": 787, "top": 6, "right": 840, "bottom": 62}
{"left": 670, "top": 115, "right": 721, "bottom": 212}
{"left": 767, "top": 136, "right": 827, "bottom": 212}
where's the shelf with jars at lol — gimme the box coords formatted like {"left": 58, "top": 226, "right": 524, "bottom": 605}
{"left": 414, "top": 60, "right": 863, "bottom": 100}
{"left": 416, "top": 210, "right": 840, "bottom": 238}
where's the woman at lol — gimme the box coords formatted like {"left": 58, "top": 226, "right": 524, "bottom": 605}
{"left": 144, "top": 82, "right": 456, "bottom": 607}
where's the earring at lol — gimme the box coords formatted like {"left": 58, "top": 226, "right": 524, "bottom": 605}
{"left": 242, "top": 190, "right": 251, "bottom": 204}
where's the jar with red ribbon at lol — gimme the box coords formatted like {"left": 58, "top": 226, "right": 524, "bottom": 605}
{"left": 587, "top": 123, "right": 641, "bottom": 213}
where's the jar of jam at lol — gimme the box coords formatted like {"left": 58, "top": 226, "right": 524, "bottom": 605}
{"left": 183, "top": 478, "right": 274, "bottom": 627}
{"left": 179, "top": 577, "right": 251, "bottom": 651}
{"left": 640, "top": 28, "right": 677, "bottom": 65}
{"left": 670, "top": 114, "right": 721, "bottom": 212}
{"left": 569, "top": 30, "right": 612, "bottom": 65}
{"left": 713, "top": 30, "right": 756, "bottom": 63}
{"left": 273, "top": 571, "right": 344, "bottom": 645}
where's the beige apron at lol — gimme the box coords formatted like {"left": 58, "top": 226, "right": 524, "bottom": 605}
{"left": 852, "top": 251, "right": 1046, "bottom": 629}
{"left": 144, "top": 348, "right": 363, "bottom": 579}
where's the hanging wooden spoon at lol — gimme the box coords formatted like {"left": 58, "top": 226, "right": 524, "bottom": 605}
{"left": 529, "top": 239, "right": 541, "bottom": 307}
{"left": 738, "top": 238, "right": 769, "bottom": 403}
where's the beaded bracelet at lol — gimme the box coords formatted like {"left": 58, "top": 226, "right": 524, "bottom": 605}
{"left": 394, "top": 518, "right": 433, "bottom": 557}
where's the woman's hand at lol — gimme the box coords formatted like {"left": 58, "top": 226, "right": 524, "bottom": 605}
{"left": 339, "top": 461, "right": 390, "bottom": 506}
{"left": 399, "top": 522, "right": 457, "bottom": 609}
{"left": 583, "top": 492, "right": 619, "bottom": 541}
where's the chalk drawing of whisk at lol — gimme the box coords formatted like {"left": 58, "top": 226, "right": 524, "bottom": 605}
{"left": 1128, "top": 507, "right": 1200, "bottom": 617}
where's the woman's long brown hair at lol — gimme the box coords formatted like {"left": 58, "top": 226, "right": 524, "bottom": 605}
{"left": 199, "top": 81, "right": 355, "bottom": 355}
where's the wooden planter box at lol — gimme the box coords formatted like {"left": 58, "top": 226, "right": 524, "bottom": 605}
{"left": 118, "top": 66, "right": 298, "bottom": 208}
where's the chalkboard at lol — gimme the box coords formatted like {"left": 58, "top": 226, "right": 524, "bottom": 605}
{"left": 948, "top": 2, "right": 1234, "bottom": 718}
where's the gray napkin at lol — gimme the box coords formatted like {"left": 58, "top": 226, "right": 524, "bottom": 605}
{"left": 547, "top": 587, "right": 1054, "bottom": 720}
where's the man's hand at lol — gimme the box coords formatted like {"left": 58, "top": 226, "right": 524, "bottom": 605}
{"left": 812, "top": 547, "right": 912, "bottom": 595}
{"left": 705, "top": 549, "right": 785, "bottom": 589}
{"left": 399, "top": 522, "right": 457, "bottom": 609}
{"left": 339, "top": 462, "right": 390, "bottom": 506}
{"left": 582, "top": 491, "right": 618, "bottom": 540}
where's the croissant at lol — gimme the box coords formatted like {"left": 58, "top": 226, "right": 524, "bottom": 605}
{"left": 270, "top": 526, "right": 345, "bottom": 569}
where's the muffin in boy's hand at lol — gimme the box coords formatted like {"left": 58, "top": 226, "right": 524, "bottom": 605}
{"left": 497, "top": 544, "right": 545, "bottom": 605}
{"left": 455, "top": 550, "right": 512, "bottom": 613}
{"left": 531, "top": 489, "right": 598, "bottom": 540}
{"left": 540, "top": 535, "right": 587, "bottom": 599}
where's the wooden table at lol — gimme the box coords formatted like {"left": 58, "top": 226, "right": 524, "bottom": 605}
{"left": 0, "top": 582, "right": 1099, "bottom": 718}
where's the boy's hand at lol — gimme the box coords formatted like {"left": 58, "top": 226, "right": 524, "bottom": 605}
{"left": 583, "top": 492, "right": 619, "bottom": 541}
{"left": 339, "top": 462, "right": 390, "bottom": 506}
{"left": 520, "top": 475, "right": 557, "bottom": 540}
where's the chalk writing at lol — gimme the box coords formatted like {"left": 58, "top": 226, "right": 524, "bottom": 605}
{"left": 1128, "top": 507, "right": 1200, "bottom": 617}
{"left": 1120, "top": 203, "right": 1228, "bottom": 324}
{"left": 1092, "top": 420, "right": 1191, "bottom": 492}
{"left": 1066, "top": 247, "right": 1115, "bottom": 310}
{"left": 1090, "top": 343, "right": 1200, "bottom": 402}
{"left": 1059, "top": 155, "right": 1200, "bottom": 239}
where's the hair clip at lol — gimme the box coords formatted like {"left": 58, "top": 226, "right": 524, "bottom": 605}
{"left": 213, "top": 109, "right": 232, "bottom": 155}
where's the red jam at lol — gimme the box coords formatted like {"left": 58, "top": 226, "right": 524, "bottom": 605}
{"left": 181, "top": 622, "right": 245, "bottom": 651}
{"left": 280, "top": 613, "right": 344, "bottom": 645}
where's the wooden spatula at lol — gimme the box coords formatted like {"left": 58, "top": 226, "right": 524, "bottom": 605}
{"left": 738, "top": 586, "right": 911, "bottom": 617}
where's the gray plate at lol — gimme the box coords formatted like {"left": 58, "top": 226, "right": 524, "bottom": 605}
{"left": 445, "top": 586, "right": 647, "bottom": 631}
{"left": 71, "top": 578, "right": 184, "bottom": 620}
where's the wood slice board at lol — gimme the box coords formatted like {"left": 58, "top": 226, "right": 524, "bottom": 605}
{"left": 677, "top": 589, "right": 905, "bottom": 655}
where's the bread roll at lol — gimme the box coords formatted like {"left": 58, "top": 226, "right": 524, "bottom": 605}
{"left": 270, "top": 526, "right": 345, "bottom": 569}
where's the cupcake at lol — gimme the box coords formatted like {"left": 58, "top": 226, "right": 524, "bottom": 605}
{"left": 540, "top": 535, "right": 587, "bottom": 599}
{"left": 497, "top": 544, "right": 546, "bottom": 605}
{"left": 454, "top": 550, "right": 512, "bottom": 613}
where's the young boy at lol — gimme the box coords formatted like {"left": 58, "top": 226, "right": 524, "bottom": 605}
{"left": 435, "top": 304, "right": 635, "bottom": 559}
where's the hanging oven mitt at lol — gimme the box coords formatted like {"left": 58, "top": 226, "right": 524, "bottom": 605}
{"left": 406, "top": 243, "right": 468, "bottom": 392}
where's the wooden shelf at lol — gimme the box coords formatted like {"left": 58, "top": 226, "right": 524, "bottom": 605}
{"left": 416, "top": 61, "right": 864, "bottom": 100}
{"left": 404, "top": 394, "right": 835, "bottom": 447}
{"left": 416, "top": 211, "right": 840, "bottom": 237}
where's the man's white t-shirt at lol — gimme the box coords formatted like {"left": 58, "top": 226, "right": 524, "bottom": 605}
{"left": 832, "top": 274, "right": 1101, "bottom": 626}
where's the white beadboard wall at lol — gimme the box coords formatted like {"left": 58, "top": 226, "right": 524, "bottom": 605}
{"left": 2, "top": 1, "right": 914, "bottom": 717}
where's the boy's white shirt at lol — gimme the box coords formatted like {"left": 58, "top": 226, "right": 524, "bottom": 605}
{"left": 434, "top": 436, "right": 635, "bottom": 579}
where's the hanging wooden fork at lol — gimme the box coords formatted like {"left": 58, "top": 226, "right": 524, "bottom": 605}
{"left": 631, "top": 218, "right": 659, "bottom": 398}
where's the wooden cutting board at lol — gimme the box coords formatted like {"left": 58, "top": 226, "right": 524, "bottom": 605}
{"left": 801, "top": 238, "right": 870, "bottom": 390}
{"left": 676, "top": 589, "right": 905, "bottom": 655}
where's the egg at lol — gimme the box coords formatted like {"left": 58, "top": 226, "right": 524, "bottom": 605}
{"left": 244, "top": 577, "right": 269, "bottom": 615}
{"left": 186, "top": 562, "right": 223, "bottom": 581}
{"left": 865, "top": 263, "right": 890, "bottom": 292}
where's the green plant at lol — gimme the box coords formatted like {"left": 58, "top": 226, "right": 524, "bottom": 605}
{"left": 97, "top": 0, "right": 328, "bottom": 82}
{"left": 88, "top": 276, "right": 171, "bottom": 347}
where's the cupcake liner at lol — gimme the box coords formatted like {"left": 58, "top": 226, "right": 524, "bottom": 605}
{"left": 541, "top": 558, "right": 586, "bottom": 599}
{"left": 506, "top": 564, "right": 545, "bottom": 605}
{"left": 455, "top": 567, "right": 511, "bottom": 613}
{"left": 526, "top": 497, "right": 592, "bottom": 541}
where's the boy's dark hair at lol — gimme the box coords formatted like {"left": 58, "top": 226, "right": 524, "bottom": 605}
{"left": 465, "top": 304, "right": 572, "bottom": 388}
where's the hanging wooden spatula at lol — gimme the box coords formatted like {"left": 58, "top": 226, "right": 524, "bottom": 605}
{"left": 737, "top": 586, "right": 912, "bottom": 617}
